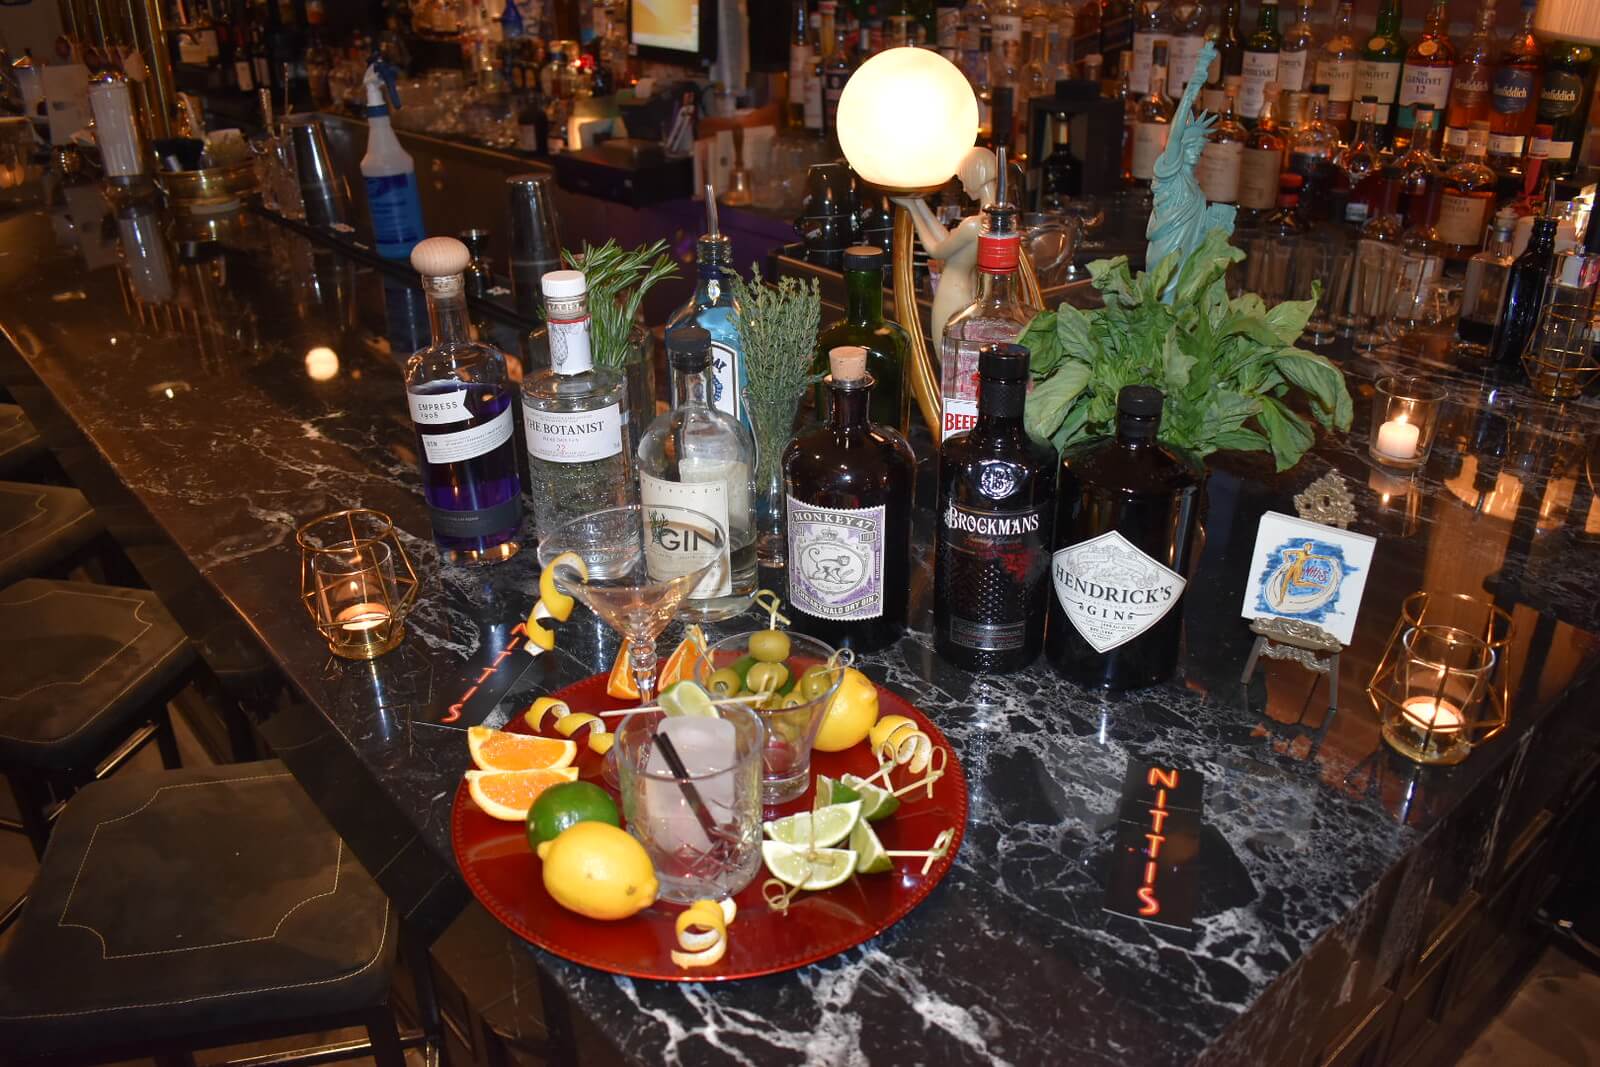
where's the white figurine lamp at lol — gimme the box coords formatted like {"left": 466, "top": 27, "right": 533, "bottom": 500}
{"left": 837, "top": 48, "right": 982, "bottom": 437}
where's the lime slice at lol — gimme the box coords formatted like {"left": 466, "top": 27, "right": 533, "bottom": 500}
{"left": 813, "top": 776, "right": 860, "bottom": 809}
{"left": 761, "top": 841, "right": 858, "bottom": 890}
{"left": 659, "top": 680, "right": 715, "bottom": 717}
{"left": 841, "top": 774, "right": 901, "bottom": 822}
{"left": 764, "top": 800, "right": 862, "bottom": 848}
{"left": 849, "top": 818, "right": 892, "bottom": 874}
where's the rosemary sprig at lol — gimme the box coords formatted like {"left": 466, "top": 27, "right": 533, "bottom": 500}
{"left": 562, "top": 240, "right": 679, "bottom": 368}
{"left": 731, "top": 267, "right": 823, "bottom": 419}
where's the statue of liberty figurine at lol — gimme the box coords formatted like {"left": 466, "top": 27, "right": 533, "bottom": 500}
{"left": 1146, "top": 40, "right": 1236, "bottom": 303}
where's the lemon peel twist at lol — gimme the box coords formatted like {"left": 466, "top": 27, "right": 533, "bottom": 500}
{"left": 671, "top": 898, "right": 736, "bottom": 969}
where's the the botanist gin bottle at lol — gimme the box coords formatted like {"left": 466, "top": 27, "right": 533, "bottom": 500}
{"left": 521, "top": 269, "right": 632, "bottom": 542}
{"left": 404, "top": 237, "right": 523, "bottom": 563}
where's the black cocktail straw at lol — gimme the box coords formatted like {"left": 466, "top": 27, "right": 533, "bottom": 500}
{"left": 653, "top": 732, "right": 732, "bottom": 844}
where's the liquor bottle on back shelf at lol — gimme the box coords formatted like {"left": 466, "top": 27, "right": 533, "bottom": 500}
{"left": 405, "top": 237, "right": 523, "bottom": 563}
{"left": 1198, "top": 81, "right": 1246, "bottom": 204}
{"left": 1435, "top": 120, "right": 1495, "bottom": 260}
{"left": 813, "top": 246, "right": 911, "bottom": 435}
{"left": 1238, "top": 83, "right": 1285, "bottom": 216}
{"left": 1072, "top": 0, "right": 1103, "bottom": 79}
{"left": 1444, "top": 2, "right": 1498, "bottom": 160}
{"left": 1355, "top": 0, "right": 1405, "bottom": 145}
{"left": 1534, "top": 41, "right": 1595, "bottom": 179}
{"left": 1392, "top": 106, "right": 1441, "bottom": 228}
{"left": 667, "top": 193, "right": 752, "bottom": 437}
{"left": 1130, "top": 0, "right": 1171, "bottom": 99}
{"left": 1277, "top": 0, "right": 1316, "bottom": 95}
{"left": 789, "top": 0, "right": 813, "bottom": 130}
{"left": 1457, "top": 205, "right": 1518, "bottom": 354}
{"left": 522, "top": 269, "right": 632, "bottom": 544}
{"left": 823, "top": 21, "right": 853, "bottom": 153}
{"left": 1101, "top": 0, "right": 1136, "bottom": 70}
{"left": 637, "top": 326, "right": 758, "bottom": 621}
{"left": 1202, "top": 0, "right": 1243, "bottom": 110}
{"left": 1338, "top": 97, "right": 1384, "bottom": 225}
{"left": 1289, "top": 85, "right": 1336, "bottom": 220}
{"left": 1488, "top": 0, "right": 1542, "bottom": 171}
{"left": 935, "top": 343, "right": 1058, "bottom": 672}
{"left": 1239, "top": 0, "right": 1281, "bottom": 123}
{"left": 1132, "top": 43, "right": 1176, "bottom": 183}
{"left": 1166, "top": 0, "right": 1207, "bottom": 97}
{"left": 940, "top": 181, "right": 1041, "bottom": 440}
{"left": 784, "top": 347, "right": 916, "bottom": 655}
{"left": 1046, "top": 385, "right": 1203, "bottom": 691}
{"left": 1396, "top": 0, "right": 1454, "bottom": 151}
{"left": 1488, "top": 215, "right": 1559, "bottom": 369}
{"left": 1041, "top": 116, "right": 1085, "bottom": 207}
{"left": 1315, "top": 0, "right": 1358, "bottom": 136}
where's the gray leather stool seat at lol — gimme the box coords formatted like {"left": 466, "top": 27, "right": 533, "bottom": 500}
{"left": 0, "top": 405, "right": 45, "bottom": 477}
{"left": 0, "top": 481, "right": 100, "bottom": 588}
{"left": 0, "top": 761, "right": 399, "bottom": 1062}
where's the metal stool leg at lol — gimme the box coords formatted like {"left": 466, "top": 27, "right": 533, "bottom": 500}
{"left": 365, "top": 1004, "right": 407, "bottom": 1067}
{"left": 154, "top": 704, "right": 183, "bottom": 770}
{"left": 6, "top": 769, "right": 53, "bottom": 857}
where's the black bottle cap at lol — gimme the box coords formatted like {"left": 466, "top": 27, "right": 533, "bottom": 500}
{"left": 1118, "top": 385, "right": 1164, "bottom": 417}
{"left": 978, "top": 343, "right": 1030, "bottom": 382}
{"left": 1532, "top": 216, "right": 1560, "bottom": 244}
{"left": 666, "top": 325, "right": 711, "bottom": 371}
{"left": 844, "top": 245, "right": 884, "bottom": 271}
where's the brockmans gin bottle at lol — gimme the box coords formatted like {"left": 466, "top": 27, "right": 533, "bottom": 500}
{"left": 404, "top": 237, "right": 522, "bottom": 562}
{"left": 784, "top": 347, "right": 915, "bottom": 654}
{"left": 935, "top": 344, "right": 1057, "bottom": 672}
{"left": 1046, "top": 386, "right": 1203, "bottom": 690}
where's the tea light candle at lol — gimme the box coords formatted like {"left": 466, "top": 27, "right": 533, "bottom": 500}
{"left": 1375, "top": 416, "right": 1421, "bottom": 460}
{"left": 336, "top": 602, "right": 391, "bottom": 632}
{"left": 1401, "top": 696, "right": 1464, "bottom": 734}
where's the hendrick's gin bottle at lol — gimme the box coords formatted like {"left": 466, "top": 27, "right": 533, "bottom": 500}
{"left": 935, "top": 344, "right": 1057, "bottom": 672}
{"left": 1046, "top": 386, "right": 1204, "bottom": 691}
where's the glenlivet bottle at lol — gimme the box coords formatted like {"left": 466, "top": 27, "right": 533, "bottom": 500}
{"left": 404, "top": 237, "right": 524, "bottom": 562}
{"left": 935, "top": 344, "right": 1057, "bottom": 672}
{"left": 1046, "top": 386, "right": 1203, "bottom": 691}
{"left": 784, "top": 347, "right": 916, "bottom": 654}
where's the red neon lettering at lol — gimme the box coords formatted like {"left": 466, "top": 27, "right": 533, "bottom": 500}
{"left": 1145, "top": 833, "right": 1165, "bottom": 859}
{"left": 1144, "top": 861, "right": 1159, "bottom": 886}
{"left": 1155, "top": 788, "right": 1168, "bottom": 809}
{"left": 1149, "top": 807, "right": 1170, "bottom": 833}
{"left": 1138, "top": 885, "right": 1161, "bottom": 916}
{"left": 476, "top": 667, "right": 496, "bottom": 684}
{"left": 492, "top": 648, "right": 513, "bottom": 666}
{"left": 1147, "top": 767, "right": 1180, "bottom": 790}
{"left": 442, "top": 703, "right": 463, "bottom": 724}
{"left": 509, "top": 622, "right": 526, "bottom": 636}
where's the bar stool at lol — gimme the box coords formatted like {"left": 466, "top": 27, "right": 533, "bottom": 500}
{"left": 0, "top": 405, "right": 46, "bottom": 478}
{"left": 0, "top": 480, "right": 100, "bottom": 588}
{"left": 0, "top": 760, "right": 410, "bottom": 1067}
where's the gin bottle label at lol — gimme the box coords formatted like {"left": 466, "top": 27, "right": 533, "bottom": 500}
{"left": 640, "top": 472, "right": 733, "bottom": 597}
{"left": 707, "top": 340, "right": 743, "bottom": 421}
{"left": 938, "top": 501, "right": 1046, "bottom": 652}
{"left": 1051, "top": 530, "right": 1186, "bottom": 653}
{"left": 524, "top": 403, "right": 623, "bottom": 463}
{"left": 786, "top": 497, "right": 886, "bottom": 621}
{"left": 417, "top": 404, "right": 515, "bottom": 465}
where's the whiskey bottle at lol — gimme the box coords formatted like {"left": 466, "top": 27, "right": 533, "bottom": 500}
{"left": 1315, "top": 0, "right": 1358, "bottom": 135}
{"left": 1129, "top": 0, "right": 1170, "bottom": 100}
{"left": 1488, "top": 0, "right": 1543, "bottom": 170}
{"left": 1277, "top": 0, "right": 1316, "bottom": 95}
{"left": 1166, "top": 0, "right": 1206, "bottom": 97}
{"left": 1434, "top": 120, "right": 1496, "bottom": 260}
{"left": 1396, "top": 0, "right": 1455, "bottom": 150}
{"left": 404, "top": 237, "right": 524, "bottom": 562}
{"left": 1046, "top": 386, "right": 1203, "bottom": 691}
{"left": 1198, "top": 82, "right": 1246, "bottom": 204}
{"left": 1457, "top": 206, "right": 1518, "bottom": 354}
{"left": 1354, "top": 0, "right": 1405, "bottom": 144}
{"left": 1534, "top": 40, "right": 1595, "bottom": 178}
{"left": 1237, "top": 83, "right": 1285, "bottom": 214}
{"left": 1131, "top": 44, "right": 1175, "bottom": 182}
{"left": 1239, "top": 0, "right": 1281, "bottom": 123}
{"left": 935, "top": 344, "right": 1057, "bottom": 671}
{"left": 784, "top": 347, "right": 916, "bottom": 654}
{"left": 813, "top": 246, "right": 911, "bottom": 435}
{"left": 1443, "top": 2, "right": 1498, "bottom": 160}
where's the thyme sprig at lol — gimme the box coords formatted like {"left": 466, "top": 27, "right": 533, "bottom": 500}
{"left": 731, "top": 267, "right": 823, "bottom": 418}
{"left": 562, "top": 239, "right": 678, "bottom": 368}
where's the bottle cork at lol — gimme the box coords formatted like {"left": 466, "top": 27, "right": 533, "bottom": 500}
{"left": 829, "top": 346, "right": 868, "bottom": 381}
{"left": 410, "top": 236, "right": 471, "bottom": 278}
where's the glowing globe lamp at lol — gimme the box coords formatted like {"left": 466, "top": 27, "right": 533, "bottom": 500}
{"left": 836, "top": 47, "right": 980, "bottom": 193}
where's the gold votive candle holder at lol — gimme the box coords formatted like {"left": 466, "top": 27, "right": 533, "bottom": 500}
{"left": 1369, "top": 375, "right": 1445, "bottom": 471}
{"left": 297, "top": 509, "right": 418, "bottom": 659}
{"left": 1522, "top": 306, "right": 1600, "bottom": 400}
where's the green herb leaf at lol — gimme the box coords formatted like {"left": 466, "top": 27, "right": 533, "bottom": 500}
{"left": 1024, "top": 361, "right": 1090, "bottom": 440}
{"left": 1256, "top": 395, "right": 1316, "bottom": 470}
{"left": 1272, "top": 346, "right": 1353, "bottom": 429}
{"left": 1018, "top": 311, "right": 1063, "bottom": 375}
{"left": 1087, "top": 255, "right": 1137, "bottom": 307}
{"left": 1262, "top": 281, "right": 1322, "bottom": 344}
{"left": 1161, "top": 331, "right": 1196, "bottom": 391}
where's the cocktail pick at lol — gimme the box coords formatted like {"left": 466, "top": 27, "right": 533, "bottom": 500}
{"left": 890, "top": 747, "right": 948, "bottom": 800}
{"left": 884, "top": 828, "right": 956, "bottom": 875}
{"left": 597, "top": 693, "right": 767, "bottom": 717}
{"left": 752, "top": 589, "right": 790, "bottom": 630}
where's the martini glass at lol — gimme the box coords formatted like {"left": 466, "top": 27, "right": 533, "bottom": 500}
{"left": 537, "top": 505, "right": 729, "bottom": 778}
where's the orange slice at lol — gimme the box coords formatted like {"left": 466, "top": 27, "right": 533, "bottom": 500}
{"left": 607, "top": 639, "right": 640, "bottom": 700}
{"left": 465, "top": 767, "right": 581, "bottom": 821}
{"left": 467, "top": 726, "right": 577, "bottom": 772}
{"left": 659, "top": 625, "right": 710, "bottom": 689}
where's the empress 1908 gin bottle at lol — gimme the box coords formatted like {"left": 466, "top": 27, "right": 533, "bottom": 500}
{"left": 404, "top": 237, "right": 523, "bottom": 562}
{"left": 784, "top": 347, "right": 915, "bottom": 655}
{"left": 935, "top": 344, "right": 1057, "bottom": 672}
{"left": 1046, "top": 386, "right": 1203, "bottom": 690}
{"left": 520, "top": 269, "right": 632, "bottom": 542}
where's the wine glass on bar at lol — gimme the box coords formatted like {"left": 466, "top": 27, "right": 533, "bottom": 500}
{"left": 536, "top": 505, "right": 729, "bottom": 778}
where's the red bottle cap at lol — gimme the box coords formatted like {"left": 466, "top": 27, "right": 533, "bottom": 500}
{"left": 976, "top": 233, "right": 1020, "bottom": 273}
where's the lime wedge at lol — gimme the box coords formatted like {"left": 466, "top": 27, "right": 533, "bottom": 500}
{"left": 761, "top": 841, "right": 858, "bottom": 890}
{"left": 764, "top": 801, "right": 862, "bottom": 849}
{"left": 659, "top": 680, "right": 715, "bottom": 717}
{"left": 849, "top": 818, "right": 892, "bottom": 874}
{"left": 840, "top": 774, "right": 901, "bottom": 822}
{"left": 813, "top": 776, "right": 860, "bottom": 809}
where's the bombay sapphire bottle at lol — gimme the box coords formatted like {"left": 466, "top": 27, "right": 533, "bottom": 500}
{"left": 666, "top": 202, "right": 752, "bottom": 438}
{"left": 404, "top": 237, "right": 523, "bottom": 562}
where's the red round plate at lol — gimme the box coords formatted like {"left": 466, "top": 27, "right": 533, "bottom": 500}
{"left": 450, "top": 673, "right": 969, "bottom": 981}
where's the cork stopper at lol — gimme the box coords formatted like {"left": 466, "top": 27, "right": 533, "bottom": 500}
{"left": 829, "top": 346, "right": 868, "bottom": 382}
{"left": 410, "top": 236, "right": 471, "bottom": 278}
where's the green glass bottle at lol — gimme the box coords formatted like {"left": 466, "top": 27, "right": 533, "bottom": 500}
{"left": 812, "top": 246, "right": 911, "bottom": 435}
{"left": 1239, "top": 0, "right": 1282, "bottom": 123}
{"left": 1535, "top": 41, "right": 1595, "bottom": 178}
{"left": 1354, "top": 0, "right": 1406, "bottom": 146}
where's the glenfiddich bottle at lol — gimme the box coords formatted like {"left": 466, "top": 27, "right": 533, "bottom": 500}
{"left": 1046, "top": 386, "right": 1203, "bottom": 691}
{"left": 935, "top": 344, "right": 1057, "bottom": 672}
{"left": 784, "top": 347, "right": 916, "bottom": 654}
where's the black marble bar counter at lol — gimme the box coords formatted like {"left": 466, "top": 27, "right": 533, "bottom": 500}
{"left": 3, "top": 193, "right": 1599, "bottom": 1067}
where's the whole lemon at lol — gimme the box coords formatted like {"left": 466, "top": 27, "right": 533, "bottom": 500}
{"left": 813, "top": 667, "right": 880, "bottom": 752}
{"left": 535, "top": 822, "right": 659, "bottom": 920}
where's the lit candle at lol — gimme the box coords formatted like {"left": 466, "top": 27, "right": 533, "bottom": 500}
{"left": 1401, "top": 696, "right": 1464, "bottom": 734}
{"left": 1375, "top": 417, "right": 1421, "bottom": 460}
{"left": 336, "top": 602, "right": 391, "bottom": 632}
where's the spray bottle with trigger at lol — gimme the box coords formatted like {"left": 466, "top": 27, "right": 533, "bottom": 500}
{"left": 361, "top": 58, "right": 426, "bottom": 260}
